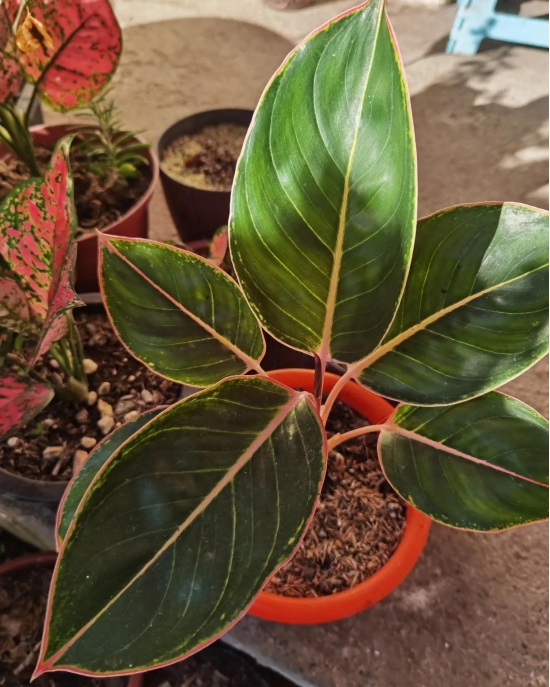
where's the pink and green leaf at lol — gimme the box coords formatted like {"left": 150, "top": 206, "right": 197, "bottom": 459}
{"left": 0, "top": 136, "right": 83, "bottom": 359}
{"left": 208, "top": 225, "right": 229, "bottom": 267}
{"left": 0, "top": 5, "right": 22, "bottom": 102}
{"left": 0, "top": 274, "right": 37, "bottom": 336}
{"left": 5, "top": 0, "right": 122, "bottom": 111}
{"left": 0, "top": 370, "right": 53, "bottom": 440}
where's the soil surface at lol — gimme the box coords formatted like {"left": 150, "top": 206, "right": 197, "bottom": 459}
{"left": 265, "top": 399, "right": 406, "bottom": 597}
{"left": 0, "top": 140, "right": 151, "bottom": 236}
{"left": 161, "top": 123, "right": 247, "bottom": 191}
{"left": 143, "top": 645, "right": 267, "bottom": 687}
{"left": 0, "top": 309, "right": 180, "bottom": 482}
{"left": 0, "top": 563, "right": 128, "bottom": 687}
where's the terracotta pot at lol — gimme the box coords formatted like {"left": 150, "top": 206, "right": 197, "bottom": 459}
{"left": 249, "top": 369, "right": 431, "bottom": 624}
{"left": 157, "top": 108, "right": 253, "bottom": 244}
{"left": 0, "top": 552, "right": 143, "bottom": 686}
{"left": 29, "top": 123, "right": 159, "bottom": 294}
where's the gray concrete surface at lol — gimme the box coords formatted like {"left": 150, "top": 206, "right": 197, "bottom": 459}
{"left": 44, "top": 2, "right": 549, "bottom": 685}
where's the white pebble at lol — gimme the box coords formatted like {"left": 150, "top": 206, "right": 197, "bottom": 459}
{"left": 124, "top": 410, "right": 140, "bottom": 423}
{"left": 43, "top": 418, "right": 56, "bottom": 427}
{"left": 87, "top": 391, "right": 98, "bottom": 406}
{"left": 127, "top": 375, "right": 136, "bottom": 382}
{"left": 73, "top": 450, "right": 88, "bottom": 473}
{"left": 97, "top": 381, "right": 111, "bottom": 396}
{"left": 7, "top": 437, "right": 19, "bottom": 448}
{"left": 49, "top": 359, "right": 60, "bottom": 369}
{"left": 373, "top": 650, "right": 380, "bottom": 658}
{"left": 97, "top": 399, "right": 113, "bottom": 417}
{"left": 83, "top": 358, "right": 98, "bottom": 375}
{"left": 141, "top": 389, "right": 154, "bottom": 404}
{"left": 80, "top": 436, "right": 97, "bottom": 449}
{"left": 97, "top": 415, "right": 115, "bottom": 435}
{"left": 43, "top": 446, "right": 64, "bottom": 459}
{"left": 75, "top": 409, "right": 88, "bottom": 424}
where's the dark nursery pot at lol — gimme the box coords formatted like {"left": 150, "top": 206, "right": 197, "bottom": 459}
{"left": 249, "top": 369, "right": 432, "bottom": 624}
{"left": 30, "top": 123, "right": 159, "bottom": 294}
{"left": 157, "top": 108, "right": 253, "bottom": 245}
{"left": 0, "top": 552, "right": 143, "bottom": 687}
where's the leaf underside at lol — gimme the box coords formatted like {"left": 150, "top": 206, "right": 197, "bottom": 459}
{"left": 100, "top": 237, "right": 265, "bottom": 387}
{"left": 230, "top": 0, "right": 416, "bottom": 363}
{"left": 379, "top": 392, "right": 549, "bottom": 531}
{"left": 38, "top": 376, "right": 325, "bottom": 675}
{"left": 358, "top": 203, "right": 549, "bottom": 404}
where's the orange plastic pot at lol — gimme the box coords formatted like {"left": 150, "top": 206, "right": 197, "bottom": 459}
{"left": 29, "top": 124, "right": 159, "bottom": 294}
{"left": 249, "top": 369, "right": 431, "bottom": 624}
{"left": 0, "top": 552, "right": 143, "bottom": 686}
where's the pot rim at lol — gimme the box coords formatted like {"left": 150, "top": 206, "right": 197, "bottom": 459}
{"left": 28, "top": 123, "right": 159, "bottom": 243}
{"left": 156, "top": 107, "right": 253, "bottom": 191}
{"left": 249, "top": 368, "right": 431, "bottom": 624}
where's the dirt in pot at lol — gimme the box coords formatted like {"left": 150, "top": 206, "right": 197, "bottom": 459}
{"left": 0, "top": 140, "right": 151, "bottom": 237}
{"left": 161, "top": 123, "right": 247, "bottom": 191}
{"left": 143, "top": 644, "right": 267, "bottom": 687}
{"left": 265, "top": 399, "right": 406, "bottom": 598}
{"left": 0, "top": 310, "right": 180, "bottom": 482}
{"left": 0, "top": 565, "right": 127, "bottom": 687}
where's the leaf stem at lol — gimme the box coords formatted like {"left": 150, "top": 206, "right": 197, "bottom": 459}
{"left": 327, "top": 424, "right": 387, "bottom": 452}
{"left": 313, "top": 352, "right": 323, "bottom": 410}
{"left": 320, "top": 364, "right": 355, "bottom": 425}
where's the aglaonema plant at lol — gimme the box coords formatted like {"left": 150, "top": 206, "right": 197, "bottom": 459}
{"left": 0, "top": 0, "right": 121, "bottom": 175}
{"left": 0, "top": 135, "right": 89, "bottom": 436}
{"left": 34, "top": 0, "right": 548, "bottom": 679}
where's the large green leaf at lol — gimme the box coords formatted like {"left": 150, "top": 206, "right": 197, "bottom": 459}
{"left": 356, "top": 203, "right": 549, "bottom": 404}
{"left": 99, "top": 236, "right": 265, "bottom": 387}
{"left": 229, "top": 0, "right": 416, "bottom": 364}
{"left": 36, "top": 376, "right": 325, "bottom": 676}
{"left": 56, "top": 407, "right": 165, "bottom": 547}
{"left": 379, "top": 392, "right": 548, "bottom": 531}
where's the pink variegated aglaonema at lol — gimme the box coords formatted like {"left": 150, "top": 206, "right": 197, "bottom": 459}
{"left": 0, "top": 134, "right": 88, "bottom": 437}
{"left": 0, "top": 370, "right": 53, "bottom": 439}
{"left": 1, "top": 0, "right": 122, "bottom": 111}
{"left": 0, "top": 0, "right": 121, "bottom": 177}
{"left": 0, "top": 135, "right": 83, "bottom": 364}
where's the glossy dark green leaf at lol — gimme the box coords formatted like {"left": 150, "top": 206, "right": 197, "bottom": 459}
{"left": 230, "top": 0, "right": 416, "bottom": 364}
{"left": 356, "top": 203, "right": 549, "bottom": 404}
{"left": 56, "top": 407, "right": 165, "bottom": 547}
{"left": 379, "top": 392, "right": 549, "bottom": 531}
{"left": 36, "top": 376, "right": 325, "bottom": 676}
{"left": 99, "top": 236, "right": 265, "bottom": 386}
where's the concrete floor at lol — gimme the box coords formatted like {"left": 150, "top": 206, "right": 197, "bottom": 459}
{"left": 45, "top": 1, "right": 549, "bottom": 685}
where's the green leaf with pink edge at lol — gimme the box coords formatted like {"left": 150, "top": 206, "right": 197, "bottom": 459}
{"left": 4, "top": 0, "right": 122, "bottom": 112}
{"left": 0, "top": 5, "right": 22, "bottom": 103}
{"left": 0, "top": 371, "right": 53, "bottom": 440}
{"left": 34, "top": 376, "right": 326, "bottom": 677}
{"left": 0, "top": 135, "right": 83, "bottom": 361}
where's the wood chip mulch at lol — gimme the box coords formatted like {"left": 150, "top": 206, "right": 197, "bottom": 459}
{"left": 265, "top": 398, "right": 406, "bottom": 598}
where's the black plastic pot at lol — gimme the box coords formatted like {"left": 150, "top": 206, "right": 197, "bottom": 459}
{"left": 157, "top": 108, "right": 253, "bottom": 245}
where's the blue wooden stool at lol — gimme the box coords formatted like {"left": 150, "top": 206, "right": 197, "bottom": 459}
{"left": 446, "top": 0, "right": 549, "bottom": 55}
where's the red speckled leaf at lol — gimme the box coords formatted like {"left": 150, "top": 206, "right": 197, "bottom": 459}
{"left": 0, "top": 136, "right": 83, "bottom": 359}
{"left": 5, "top": 0, "right": 121, "bottom": 111}
{"left": 0, "top": 274, "right": 37, "bottom": 335}
{"left": 0, "top": 371, "right": 53, "bottom": 439}
{"left": 209, "top": 225, "right": 229, "bottom": 267}
{"left": 0, "top": 5, "right": 23, "bottom": 102}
